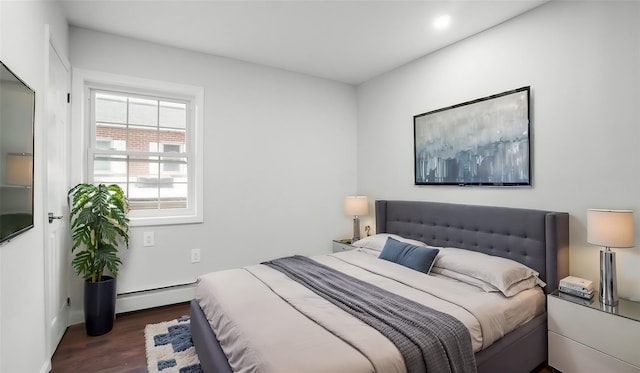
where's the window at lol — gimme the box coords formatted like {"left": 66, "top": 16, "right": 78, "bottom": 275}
{"left": 79, "top": 71, "right": 204, "bottom": 226}
{"left": 94, "top": 139, "right": 113, "bottom": 171}
{"left": 149, "top": 142, "right": 184, "bottom": 173}
{"left": 95, "top": 139, "right": 126, "bottom": 172}
{"left": 161, "top": 144, "right": 182, "bottom": 173}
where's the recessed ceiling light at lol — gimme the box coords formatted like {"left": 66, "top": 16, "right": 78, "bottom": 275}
{"left": 434, "top": 15, "right": 451, "bottom": 30}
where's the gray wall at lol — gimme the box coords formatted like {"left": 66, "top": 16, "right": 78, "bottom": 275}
{"left": 356, "top": 1, "right": 640, "bottom": 300}
{"left": 68, "top": 27, "right": 359, "bottom": 320}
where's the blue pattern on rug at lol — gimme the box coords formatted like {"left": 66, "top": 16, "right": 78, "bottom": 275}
{"left": 146, "top": 316, "right": 203, "bottom": 373}
{"left": 158, "top": 359, "right": 177, "bottom": 370}
{"left": 179, "top": 365, "right": 203, "bottom": 373}
{"left": 154, "top": 323, "right": 194, "bottom": 352}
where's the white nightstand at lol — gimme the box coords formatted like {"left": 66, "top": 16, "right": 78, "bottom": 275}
{"left": 332, "top": 239, "right": 354, "bottom": 253}
{"left": 547, "top": 290, "right": 640, "bottom": 373}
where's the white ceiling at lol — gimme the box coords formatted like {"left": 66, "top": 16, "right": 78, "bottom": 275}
{"left": 60, "top": 0, "right": 548, "bottom": 85}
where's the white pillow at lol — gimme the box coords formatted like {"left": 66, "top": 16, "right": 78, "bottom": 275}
{"left": 502, "top": 276, "right": 545, "bottom": 297}
{"left": 433, "top": 247, "right": 545, "bottom": 297}
{"left": 352, "top": 234, "right": 427, "bottom": 251}
{"left": 430, "top": 267, "right": 500, "bottom": 292}
{"left": 432, "top": 266, "right": 544, "bottom": 296}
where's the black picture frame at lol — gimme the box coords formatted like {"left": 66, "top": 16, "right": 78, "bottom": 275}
{"left": 414, "top": 86, "right": 530, "bottom": 186}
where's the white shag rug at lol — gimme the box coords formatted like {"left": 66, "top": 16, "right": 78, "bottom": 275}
{"left": 144, "top": 316, "right": 202, "bottom": 373}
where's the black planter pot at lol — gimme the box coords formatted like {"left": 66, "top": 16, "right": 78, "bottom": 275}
{"left": 84, "top": 276, "right": 116, "bottom": 336}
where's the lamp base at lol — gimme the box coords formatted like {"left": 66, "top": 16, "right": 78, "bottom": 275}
{"left": 599, "top": 249, "right": 618, "bottom": 306}
{"left": 351, "top": 216, "right": 361, "bottom": 244}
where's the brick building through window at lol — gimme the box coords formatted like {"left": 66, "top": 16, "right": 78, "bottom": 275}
{"left": 91, "top": 91, "right": 189, "bottom": 210}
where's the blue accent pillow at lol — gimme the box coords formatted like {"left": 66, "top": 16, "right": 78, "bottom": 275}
{"left": 379, "top": 237, "right": 440, "bottom": 274}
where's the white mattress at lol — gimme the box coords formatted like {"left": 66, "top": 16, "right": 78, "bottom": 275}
{"left": 196, "top": 249, "right": 545, "bottom": 373}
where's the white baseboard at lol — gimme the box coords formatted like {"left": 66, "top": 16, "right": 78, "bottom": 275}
{"left": 116, "top": 282, "right": 196, "bottom": 314}
{"left": 69, "top": 308, "right": 84, "bottom": 325}
{"left": 39, "top": 360, "right": 52, "bottom": 373}
{"left": 67, "top": 282, "right": 196, "bottom": 325}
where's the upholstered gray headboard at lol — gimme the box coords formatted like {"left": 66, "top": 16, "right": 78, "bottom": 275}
{"left": 375, "top": 200, "right": 570, "bottom": 294}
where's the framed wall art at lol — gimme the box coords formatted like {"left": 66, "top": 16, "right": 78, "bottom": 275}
{"left": 414, "top": 86, "right": 530, "bottom": 186}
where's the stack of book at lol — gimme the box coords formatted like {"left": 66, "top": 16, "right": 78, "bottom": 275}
{"left": 559, "top": 276, "right": 594, "bottom": 300}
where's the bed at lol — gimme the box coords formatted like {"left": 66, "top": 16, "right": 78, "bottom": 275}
{"left": 191, "top": 200, "right": 569, "bottom": 373}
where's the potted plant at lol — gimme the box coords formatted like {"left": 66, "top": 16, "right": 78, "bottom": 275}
{"left": 68, "top": 183, "right": 129, "bottom": 336}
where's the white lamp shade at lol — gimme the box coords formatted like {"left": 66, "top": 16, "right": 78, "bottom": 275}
{"left": 587, "top": 209, "right": 634, "bottom": 248}
{"left": 5, "top": 153, "right": 33, "bottom": 186}
{"left": 344, "top": 196, "right": 368, "bottom": 216}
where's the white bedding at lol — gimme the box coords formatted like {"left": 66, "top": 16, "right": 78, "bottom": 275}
{"left": 196, "top": 249, "right": 545, "bottom": 373}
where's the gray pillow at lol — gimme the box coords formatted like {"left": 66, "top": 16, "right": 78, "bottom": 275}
{"left": 379, "top": 237, "right": 440, "bottom": 274}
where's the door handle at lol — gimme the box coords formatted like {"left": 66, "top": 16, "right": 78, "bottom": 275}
{"left": 48, "top": 212, "right": 63, "bottom": 224}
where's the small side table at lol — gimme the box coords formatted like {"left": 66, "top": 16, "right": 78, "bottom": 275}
{"left": 547, "top": 290, "right": 640, "bottom": 372}
{"left": 332, "top": 239, "right": 354, "bottom": 253}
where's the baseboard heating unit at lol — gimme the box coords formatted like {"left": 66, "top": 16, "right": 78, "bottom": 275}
{"left": 116, "top": 281, "right": 197, "bottom": 314}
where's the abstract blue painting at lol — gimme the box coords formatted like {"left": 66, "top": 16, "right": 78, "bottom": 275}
{"left": 414, "top": 87, "right": 530, "bottom": 186}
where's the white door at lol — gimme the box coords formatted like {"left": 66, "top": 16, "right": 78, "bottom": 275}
{"left": 44, "top": 33, "right": 71, "bottom": 356}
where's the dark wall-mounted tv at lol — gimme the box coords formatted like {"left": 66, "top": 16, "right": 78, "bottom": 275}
{"left": 414, "top": 86, "right": 530, "bottom": 186}
{"left": 0, "top": 61, "right": 35, "bottom": 244}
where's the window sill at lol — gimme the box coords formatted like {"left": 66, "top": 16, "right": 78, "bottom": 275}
{"left": 129, "top": 213, "right": 203, "bottom": 227}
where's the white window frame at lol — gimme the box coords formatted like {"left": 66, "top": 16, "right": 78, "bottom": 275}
{"left": 71, "top": 69, "right": 204, "bottom": 226}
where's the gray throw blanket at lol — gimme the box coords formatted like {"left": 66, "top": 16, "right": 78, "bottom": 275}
{"left": 263, "top": 255, "right": 477, "bottom": 373}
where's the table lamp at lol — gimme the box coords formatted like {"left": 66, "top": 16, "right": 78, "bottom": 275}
{"left": 344, "top": 196, "right": 368, "bottom": 243}
{"left": 587, "top": 209, "right": 634, "bottom": 306}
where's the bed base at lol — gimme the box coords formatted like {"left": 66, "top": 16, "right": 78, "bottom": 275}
{"left": 191, "top": 200, "right": 569, "bottom": 373}
{"left": 190, "top": 300, "right": 232, "bottom": 373}
{"left": 191, "top": 299, "right": 547, "bottom": 373}
{"left": 475, "top": 312, "right": 547, "bottom": 373}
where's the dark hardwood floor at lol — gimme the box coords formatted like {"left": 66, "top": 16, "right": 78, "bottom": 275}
{"left": 51, "top": 301, "right": 552, "bottom": 373}
{"left": 51, "top": 302, "right": 190, "bottom": 373}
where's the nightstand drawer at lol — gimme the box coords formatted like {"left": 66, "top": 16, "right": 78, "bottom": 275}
{"left": 548, "top": 295, "right": 640, "bottom": 367}
{"left": 549, "top": 331, "right": 640, "bottom": 373}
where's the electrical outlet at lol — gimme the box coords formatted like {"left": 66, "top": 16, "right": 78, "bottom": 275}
{"left": 191, "top": 248, "right": 201, "bottom": 263}
{"left": 143, "top": 231, "right": 155, "bottom": 247}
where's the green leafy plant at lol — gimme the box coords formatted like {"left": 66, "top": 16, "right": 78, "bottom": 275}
{"left": 68, "top": 183, "right": 130, "bottom": 283}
